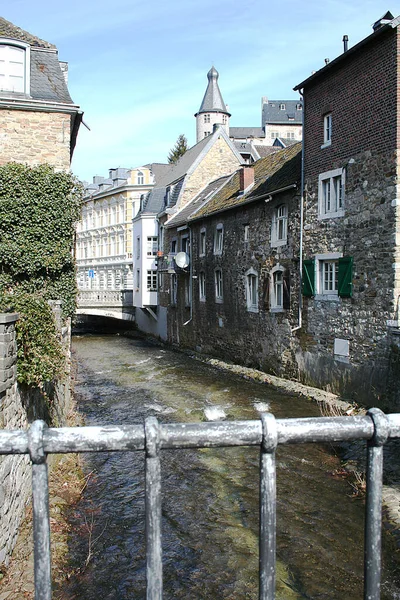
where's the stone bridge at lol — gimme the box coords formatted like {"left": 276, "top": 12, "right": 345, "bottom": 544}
{"left": 76, "top": 290, "right": 135, "bottom": 321}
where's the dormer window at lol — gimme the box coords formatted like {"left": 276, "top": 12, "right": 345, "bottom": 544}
{"left": 279, "top": 103, "right": 286, "bottom": 110}
{"left": 0, "top": 40, "right": 30, "bottom": 94}
{"left": 137, "top": 171, "right": 144, "bottom": 185}
{"left": 296, "top": 103, "right": 302, "bottom": 110}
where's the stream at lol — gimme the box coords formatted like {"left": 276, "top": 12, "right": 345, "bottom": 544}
{"left": 60, "top": 334, "right": 400, "bottom": 599}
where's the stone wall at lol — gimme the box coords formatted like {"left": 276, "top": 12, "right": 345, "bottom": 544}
{"left": 161, "top": 189, "right": 302, "bottom": 378}
{"left": 0, "top": 110, "right": 71, "bottom": 170}
{"left": 0, "top": 309, "right": 72, "bottom": 566}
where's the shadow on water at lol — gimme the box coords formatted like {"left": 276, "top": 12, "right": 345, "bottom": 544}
{"left": 57, "top": 334, "right": 400, "bottom": 599}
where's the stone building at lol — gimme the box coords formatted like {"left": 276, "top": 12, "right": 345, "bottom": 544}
{"left": 160, "top": 144, "right": 302, "bottom": 373}
{"left": 0, "top": 17, "right": 82, "bottom": 169}
{"left": 292, "top": 11, "right": 400, "bottom": 404}
{"left": 195, "top": 66, "right": 230, "bottom": 143}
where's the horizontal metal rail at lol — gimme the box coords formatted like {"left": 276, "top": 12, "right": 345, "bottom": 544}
{"left": 1, "top": 409, "right": 399, "bottom": 599}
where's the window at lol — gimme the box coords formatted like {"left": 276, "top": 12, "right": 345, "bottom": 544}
{"left": 171, "top": 274, "right": 177, "bottom": 305}
{"left": 199, "top": 229, "right": 206, "bottom": 256}
{"left": 204, "top": 114, "right": 210, "bottom": 123}
{"left": 296, "top": 103, "right": 302, "bottom": 110}
{"left": 244, "top": 224, "right": 250, "bottom": 242}
{"left": 147, "top": 270, "right": 157, "bottom": 291}
{"left": 204, "top": 131, "right": 211, "bottom": 138}
{"left": 214, "top": 224, "right": 223, "bottom": 254}
{"left": 318, "top": 168, "right": 345, "bottom": 218}
{"left": 246, "top": 270, "right": 258, "bottom": 312}
{"left": 222, "top": 115, "right": 227, "bottom": 124}
{"left": 302, "top": 255, "right": 353, "bottom": 299}
{"left": 137, "top": 171, "right": 144, "bottom": 185}
{"left": 322, "top": 113, "right": 332, "bottom": 147}
{"left": 136, "top": 269, "right": 140, "bottom": 290}
{"left": 184, "top": 276, "right": 191, "bottom": 306}
{"left": 147, "top": 236, "right": 158, "bottom": 256}
{"left": 270, "top": 131, "right": 279, "bottom": 139}
{"left": 215, "top": 269, "right": 223, "bottom": 302}
{"left": 170, "top": 238, "right": 177, "bottom": 254}
{"left": 0, "top": 42, "right": 30, "bottom": 94}
{"left": 181, "top": 235, "right": 190, "bottom": 254}
{"left": 279, "top": 103, "right": 286, "bottom": 110}
{"left": 136, "top": 237, "right": 140, "bottom": 260}
{"left": 272, "top": 270, "right": 284, "bottom": 309}
{"left": 199, "top": 271, "right": 206, "bottom": 301}
{"left": 286, "top": 132, "right": 295, "bottom": 139}
{"left": 271, "top": 204, "right": 288, "bottom": 247}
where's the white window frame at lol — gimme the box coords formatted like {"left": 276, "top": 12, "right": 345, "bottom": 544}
{"left": 146, "top": 236, "right": 158, "bottom": 257}
{"left": 279, "top": 103, "right": 286, "bottom": 110}
{"left": 318, "top": 168, "right": 345, "bottom": 219}
{"left": 171, "top": 273, "right": 177, "bottom": 306}
{"left": 270, "top": 266, "right": 284, "bottom": 311}
{"left": 244, "top": 224, "right": 250, "bottom": 242}
{"left": 322, "top": 113, "right": 332, "bottom": 148}
{"left": 199, "top": 271, "right": 206, "bottom": 302}
{"left": 136, "top": 236, "right": 141, "bottom": 260}
{"left": 215, "top": 269, "right": 223, "bottom": 303}
{"left": 214, "top": 224, "right": 224, "bottom": 255}
{"left": 137, "top": 171, "right": 144, "bottom": 185}
{"left": 271, "top": 204, "right": 288, "bottom": 247}
{"left": 147, "top": 270, "right": 157, "bottom": 291}
{"left": 199, "top": 228, "right": 206, "bottom": 256}
{"left": 136, "top": 269, "right": 140, "bottom": 291}
{"left": 181, "top": 234, "right": 189, "bottom": 254}
{"left": 0, "top": 40, "right": 30, "bottom": 95}
{"left": 315, "top": 252, "right": 343, "bottom": 301}
{"left": 245, "top": 269, "right": 259, "bottom": 313}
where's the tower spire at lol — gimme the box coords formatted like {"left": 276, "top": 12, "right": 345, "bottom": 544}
{"left": 195, "top": 66, "right": 231, "bottom": 143}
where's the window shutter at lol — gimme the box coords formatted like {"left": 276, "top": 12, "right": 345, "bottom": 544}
{"left": 283, "top": 270, "right": 290, "bottom": 309}
{"left": 338, "top": 256, "right": 353, "bottom": 297}
{"left": 262, "top": 275, "right": 270, "bottom": 309}
{"left": 302, "top": 259, "right": 315, "bottom": 296}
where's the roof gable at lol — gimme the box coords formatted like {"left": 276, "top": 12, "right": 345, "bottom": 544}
{"left": 0, "top": 17, "right": 55, "bottom": 48}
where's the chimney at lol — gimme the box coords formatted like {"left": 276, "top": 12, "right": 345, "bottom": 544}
{"left": 239, "top": 165, "right": 254, "bottom": 193}
{"left": 343, "top": 35, "right": 348, "bottom": 52}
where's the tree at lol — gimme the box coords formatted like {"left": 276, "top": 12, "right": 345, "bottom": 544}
{"left": 168, "top": 134, "right": 188, "bottom": 164}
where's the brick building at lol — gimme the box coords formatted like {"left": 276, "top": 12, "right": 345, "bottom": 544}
{"left": 293, "top": 11, "right": 400, "bottom": 405}
{"left": 0, "top": 17, "right": 82, "bottom": 169}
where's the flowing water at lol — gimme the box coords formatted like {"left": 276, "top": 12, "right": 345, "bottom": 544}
{"left": 60, "top": 334, "right": 400, "bottom": 599}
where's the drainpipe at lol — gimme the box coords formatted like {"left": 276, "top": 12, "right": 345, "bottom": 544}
{"left": 183, "top": 225, "right": 193, "bottom": 326}
{"left": 291, "top": 89, "right": 305, "bottom": 333}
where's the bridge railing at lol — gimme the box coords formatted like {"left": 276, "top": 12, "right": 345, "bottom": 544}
{"left": 77, "top": 289, "right": 132, "bottom": 306}
{"left": 1, "top": 408, "right": 399, "bottom": 599}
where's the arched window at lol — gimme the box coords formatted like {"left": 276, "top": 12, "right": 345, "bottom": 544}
{"left": 0, "top": 40, "right": 30, "bottom": 94}
{"left": 137, "top": 171, "right": 144, "bottom": 185}
{"left": 245, "top": 268, "right": 259, "bottom": 312}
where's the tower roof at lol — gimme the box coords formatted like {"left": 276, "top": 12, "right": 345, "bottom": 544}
{"left": 195, "top": 66, "right": 230, "bottom": 116}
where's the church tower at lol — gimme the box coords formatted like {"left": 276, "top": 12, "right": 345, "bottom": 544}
{"left": 195, "top": 66, "right": 231, "bottom": 143}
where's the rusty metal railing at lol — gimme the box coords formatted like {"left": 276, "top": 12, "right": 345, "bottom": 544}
{"left": 1, "top": 408, "right": 399, "bottom": 599}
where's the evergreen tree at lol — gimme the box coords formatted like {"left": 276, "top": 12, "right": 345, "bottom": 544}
{"left": 168, "top": 134, "right": 188, "bottom": 164}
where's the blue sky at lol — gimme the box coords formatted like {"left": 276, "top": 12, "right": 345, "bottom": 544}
{"left": 3, "top": 1, "right": 398, "bottom": 182}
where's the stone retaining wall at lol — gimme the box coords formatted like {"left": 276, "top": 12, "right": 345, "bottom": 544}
{"left": 0, "top": 310, "right": 72, "bottom": 566}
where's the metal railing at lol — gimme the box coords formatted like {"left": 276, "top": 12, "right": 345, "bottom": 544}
{"left": 1, "top": 408, "right": 400, "bottom": 599}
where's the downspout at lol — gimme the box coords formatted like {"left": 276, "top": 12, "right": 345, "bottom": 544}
{"left": 291, "top": 89, "right": 305, "bottom": 333}
{"left": 183, "top": 225, "right": 193, "bottom": 326}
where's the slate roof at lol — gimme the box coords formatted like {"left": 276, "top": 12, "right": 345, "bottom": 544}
{"left": 253, "top": 145, "right": 280, "bottom": 158}
{"left": 230, "top": 127, "right": 265, "bottom": 139}
{"left": 139, "top": 187, "right": 168, "bottom": 216}
{"left": 190, "top": 142, "right": 301, "bottom": 221}
{"left": 196, "top": 66, "right": 229, "bottom": 115}
{"left": 0, "top": 17, "right": 55, "bottom": 48}
{"left": 165, "top": 175, "right": 231, "bottom": 228}
{"left": 262, "top": 100, "right": 303, "bottom": 125}
{"left": 144, "top": 163, "right": 170, "bottom": 184}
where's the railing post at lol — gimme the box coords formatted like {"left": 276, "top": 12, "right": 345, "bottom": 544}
{"left": 28, "top": 420, "right": 51, "bottom": 600}
{"left": 259, "top": 412, "right": 278, "bottom": 600}
{"left": 364, "top": 408, "right": 389, "bottom": 600}
{"left": 145, "top": 416, "right": 162, "bottom": 600}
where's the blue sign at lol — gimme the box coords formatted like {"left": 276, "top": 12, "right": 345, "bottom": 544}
{"left": 88, "top": 269, "right": 95, "bottom": 278}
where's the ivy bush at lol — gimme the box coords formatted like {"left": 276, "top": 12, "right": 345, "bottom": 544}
{"left": 0, "top": 163, "right": 83, "bottom": 387}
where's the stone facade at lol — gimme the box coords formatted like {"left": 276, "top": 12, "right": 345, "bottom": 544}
{"left": 294, "top": 22, "right": 400, "bottom": 406}
{"left": 0, "top": 110, "right": 71, "bottom": 170}
{"left": 0, "top": 310, "right": 72, "bottom": 566}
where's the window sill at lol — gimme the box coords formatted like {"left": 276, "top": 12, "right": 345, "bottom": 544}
{"left": 270, "top": 239, "right": 287, "bottom": 248}
{"left": 334, "top": 355, "right": 350, "bottom": 364}
{"left": 215, "top": 297, "right": 223, "bottom": 304}
{"left": 270, "top": 307, "right": 284, "bottom": 313}
{"left": 315, "top": 294, "right": 340, "bottom": 302}
{"left": 320, "top": 141, "right": 331, "bottom": 149}
{"left": 318, "top": 210, "right": 344, "bottom": 220}
{"left": 247, "top": 306, "right": 259, "bottom": 313}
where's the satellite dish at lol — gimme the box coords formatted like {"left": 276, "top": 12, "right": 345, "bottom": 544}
{"left": 175, "top": 252, "right": 190, "bottom": 269}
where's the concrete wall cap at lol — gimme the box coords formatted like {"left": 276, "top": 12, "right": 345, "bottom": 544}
{"left": 0, "top": 313, "right": 19, "bottom": 325}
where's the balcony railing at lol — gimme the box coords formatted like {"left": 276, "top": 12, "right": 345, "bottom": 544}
{"left": 1, "top": 408, "right": 399, "bottom": 599}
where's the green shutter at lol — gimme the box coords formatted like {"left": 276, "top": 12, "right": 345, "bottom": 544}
{"left": 338, "top": 256, "right": 353, "bottom": 297}
{"left": 302, "top": 259, "right": 315, "bottom": 296}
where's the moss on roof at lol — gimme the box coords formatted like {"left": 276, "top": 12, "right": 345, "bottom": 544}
{"left": 0, "top": 17, "right": 56, "bottom": 49}
{"left": 191, "top": 142, "right": 301, "bottom": 220}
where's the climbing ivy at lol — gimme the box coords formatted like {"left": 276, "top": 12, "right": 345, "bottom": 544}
{"left": 0, "top": 162, "right": 83, "bottom": 387}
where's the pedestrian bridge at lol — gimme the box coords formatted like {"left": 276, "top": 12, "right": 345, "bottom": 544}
{"left": 76, "top": 290, "right": 135, "bottom": 321}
